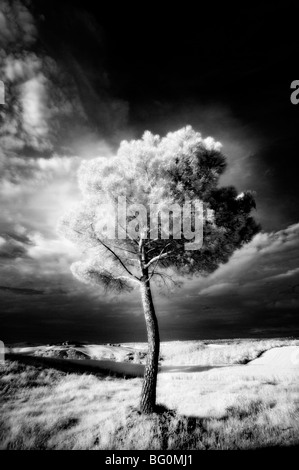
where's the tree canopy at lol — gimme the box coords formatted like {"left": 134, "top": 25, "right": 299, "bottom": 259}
{"left": 58, "top": 126, "right": 260, "bottom": 292}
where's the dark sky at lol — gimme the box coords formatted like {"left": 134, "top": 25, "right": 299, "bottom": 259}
{"left": 1, "top": 1, "right": 299, "bottom": 345}
{"left": 31, "top": 0, "right": 299, "bottom": 230}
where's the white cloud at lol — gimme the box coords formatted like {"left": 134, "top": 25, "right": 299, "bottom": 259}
{"left": 27, "top": 232, "right": 77, "bottom": 260}
{"left": 199, "top": 282, "right": 237, "bottom": 296}
{"left": 21, "top": 74, "right": 49, "bottom": 139}
{"left": 0, "top": 1, "right": 36, "bottom": 47}
{"left": 265, "top": 266, "right": 299, "bottom": 281}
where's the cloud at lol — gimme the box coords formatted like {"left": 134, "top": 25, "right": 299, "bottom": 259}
{"left": 0, "top": 0, "right": 130, "bottom": 160}
{"left": 265, "top": 267, "right": 299, "bottom": 281}
{"left": 155, "top": 222, "right": 298, "bottom": 337}
{"left": 198, "top": 282, "right": 237, "bottom": 296}
{"left": 196, "top": 223, "right": 299, "bottom": 289}
{"left": 0, "top": 153, "right": 80, "bottom": 187}
{"left": 0, "top": 51, "right": 84, "bottom": 155}
{"left": 21, "top": 74, "right": 49, "bottom": 139}
{"left": 0, "top": 235, "right": 28, "bottom": 259}
{"left": 0, "top": 1, "right": 37, "bottom": 48}
{"left": 0, "top": 1, "right": 128, "bottom": 325}
{"left": 0, "top": 285, "right": 45, "bottom": 295}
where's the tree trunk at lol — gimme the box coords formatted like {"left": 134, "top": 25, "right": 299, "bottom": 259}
{"left": 140, "top": 279, "right": 160, "bottom": 414}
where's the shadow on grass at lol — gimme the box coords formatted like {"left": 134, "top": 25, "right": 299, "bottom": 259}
{"left": 159, "top": 365, "right": 228, "bottom": 373}
{"left": 108, "top": 403, "right": 299, "bottom": 451}
{"left": 5, "top": 353, "right": 144, "bottom": 379}
{"left": 108, "top": 404, "right": 205, "bottom": 450}
{"left": 5, "top": 354, "right": 228, "bottom": 378}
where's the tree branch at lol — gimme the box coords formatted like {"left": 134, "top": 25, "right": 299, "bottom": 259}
{"left": 89, "top": 224, "right": 140, "bottom": 280}
{"left": 103, "top": 242, "right": 138, "bottom": 256}
{"left": 117, "top": 221, "right": 139, "bottom": 246}
{"left": 97, "top": 238, "right": 140, "bottom": 280}
{"left": 119, "top": 275, "right": 141, "bottom": 285}
{"left": 72, "top": 224, "right": 141, "bottom": 281}
{"left": 144, "top": 243, "right": 173, "bottom": 270}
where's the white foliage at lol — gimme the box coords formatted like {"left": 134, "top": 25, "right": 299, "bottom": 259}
{"left": 76, "top": 126, "right": 224, "bottom": 205}
{"left": 59, "top": 126, "right": 226, "bottom": 290}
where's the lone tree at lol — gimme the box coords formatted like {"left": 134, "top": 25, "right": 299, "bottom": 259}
{"left": 59, "top": 126, "right": 260, "bottom": 414}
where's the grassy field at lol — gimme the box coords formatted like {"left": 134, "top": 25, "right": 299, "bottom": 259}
{"left": 1, "top": 338, "right": 299, "bottom": 450}
{"left": 160, "top": 337, "right": 299, "bottom": 365}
